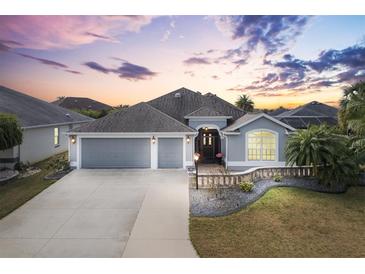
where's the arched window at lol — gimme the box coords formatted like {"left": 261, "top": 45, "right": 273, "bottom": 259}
{"left": 247, "top": 130, "right": 276, "bottom": 161}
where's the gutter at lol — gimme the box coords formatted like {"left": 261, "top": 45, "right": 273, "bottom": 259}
{"left": 22, "top": 120, "right": 92, "bottom": 130}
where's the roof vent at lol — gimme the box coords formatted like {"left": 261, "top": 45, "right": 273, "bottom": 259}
{"left": 311, "top": 101, "right": 319, "bottom": 105}
{"left": 65, "top": 113, "right": 71, "bottom": 118}
{"left": 174, "top": 92, "right": 181, "bottom": 98}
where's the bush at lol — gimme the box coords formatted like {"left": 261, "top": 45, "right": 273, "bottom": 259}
{"left": 273, "top": 174, "right": 283, "bottom": 182}
{"left": 46, "top": 154, "right": 70, "bottom": 172}
{"left": 14, "top": 161, "right": 29, "bottom": 172}
{"left": 0, "top": 113, "right": 23, "bottom": 150}
{"left": 239, "top": 181, "right": 254, "bottom": 192}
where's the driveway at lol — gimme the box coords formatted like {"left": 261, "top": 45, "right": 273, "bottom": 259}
{"left": 0, "top": 169, "right": 197, "bottom": 258}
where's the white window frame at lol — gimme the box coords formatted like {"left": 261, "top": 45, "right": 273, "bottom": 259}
{"left": 54, "top": 127, "right": 60, "bottom": 147}
{"left": 245, "top": 129, "right": 278, "bottom": 162}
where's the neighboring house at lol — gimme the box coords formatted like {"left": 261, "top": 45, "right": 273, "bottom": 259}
{"left": 52, "top": 97, "right": 112, "bottom": 112}
{"left": 0, "top": 86, "right": 93, "bottom": 168}
{"left": 274, "top": 101, "right": 338, "bottom": 129}
{"left": 68, "top": 87, "right": 302, "bottom": 171}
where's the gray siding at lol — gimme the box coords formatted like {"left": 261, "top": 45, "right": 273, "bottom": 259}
{"left": 226, "top": 117, "right": 289, "bottom": 162}
{"left": 158, "top": 138, "right": 183, "bottom": 168}
{"left": 19, "top": 124, "right": 69, "bottom": 164}
{"left": 81, "top": 138, "right": 151, "bottom": 168}
{"left": 188, "top": 119, "right": 227, "bottom": 129}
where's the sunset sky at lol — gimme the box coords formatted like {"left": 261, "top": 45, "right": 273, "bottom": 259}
{"left": 1, "top": 15, "right": 365, "bottom": 109}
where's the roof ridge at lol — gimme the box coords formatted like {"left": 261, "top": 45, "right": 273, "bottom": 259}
{"left": 143, "top": 103, "right": 195, "bottom": 132}
{"left": 204, "top": 92, "right": 246, "bottom": 114}
{"left": 185, "top": 106, "right": 225, "bottom": 116}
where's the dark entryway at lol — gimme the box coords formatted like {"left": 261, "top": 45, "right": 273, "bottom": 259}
{"left": 195, "top": 128, "right": 221, "bottom": 164}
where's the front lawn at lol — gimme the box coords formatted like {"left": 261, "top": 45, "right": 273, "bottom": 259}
{"left": 190, "top": 187, "right": 365, "bottom": 257}
{"left": 0, "top": 152, "right": 66, "bottom": 219}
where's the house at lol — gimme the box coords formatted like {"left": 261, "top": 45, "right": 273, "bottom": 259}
{"left": 0, "top": 86, "right": 93, "bottom": 168}
{"left": 52, "top": 97, "right": 112, "bottom": 112}
{"left": 274, "top": 101, "right": 338, "bottom": 129}
{"left": 68, "top": 87, "right": 298, "bottom": 171}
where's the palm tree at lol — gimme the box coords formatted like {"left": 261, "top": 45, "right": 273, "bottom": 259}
{"left": 339, "top": 81, "right": 365, "bottom": 136}
{"left": 235, "top": 95, "right": 254, "bottom": 112}
{"left": 285, "top": 124, "right": 360, "bottom": 187}
{"left": 285, "top": 125, "right": 341, "bottom": 176}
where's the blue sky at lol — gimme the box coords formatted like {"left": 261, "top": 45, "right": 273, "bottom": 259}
{"left": 0, "top": 15, "right": 365, "bottom": 109}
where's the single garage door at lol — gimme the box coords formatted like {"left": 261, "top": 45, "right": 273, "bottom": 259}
{"left": 81, "top": 138, "right": 151, "bottom": 168}
{"left": 158, "top": 138, "right": 183, "bottom": 168}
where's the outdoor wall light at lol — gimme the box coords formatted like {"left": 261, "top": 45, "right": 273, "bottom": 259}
{"left": 204, "top": 127, "right": 208, "bottom": 131}
{"left": 71, "top": 135, "right": 76, "bottom": 144}
{"left": 152, "top": 136, "right": 156, "bottom": 144}
{"left": 186, "top": 136, "right": 190, "bottom": 144}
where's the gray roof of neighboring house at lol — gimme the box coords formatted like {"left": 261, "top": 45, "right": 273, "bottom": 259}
{"left": 72, "top": 102, "right": 195, "bottom": 133}
{"left": 52, "top": 97, "right": 112, "bottom": 111}
{"left": 0, "top": 85, "right": 93, "bottom": 128}
{"left": 277, "top": 101, "right": 338, "bottom": 117}
{"left": 275, "top": 101, "right": 338, "bottom": 129}
{"left": 147, "top": 87, "right": 245, "bottom": 123}
{"left": 185, "top": 106, "right": 227, "bottom": 117}
{"left": 267, "top": 107, "right": 289, "bottom": 116}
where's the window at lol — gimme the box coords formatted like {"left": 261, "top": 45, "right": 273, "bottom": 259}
{"left": 54, "top": 127, "right": 59, "bottom": 146}
{"left": 247, "top": 130, "right": 276, "bottom": 161}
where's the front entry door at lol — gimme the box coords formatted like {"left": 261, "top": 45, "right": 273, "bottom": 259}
{"left": 196, "top": 129, "right": 220, "bottom": 163}
{"left": 202, "top": 133, "right": 216, "bottom": 162}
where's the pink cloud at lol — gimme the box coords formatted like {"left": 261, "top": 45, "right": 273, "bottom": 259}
{"left": 0, "top": 16, "right": 153, "bottom": 50}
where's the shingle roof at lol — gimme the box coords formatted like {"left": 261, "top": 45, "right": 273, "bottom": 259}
{"left": 267, "top": 107, "right": 289, "bottom": 116}
{"left": 52, "top": 97, "right": 112, "bottom": 111}
{"left": 147, "top": 87, "right": 245, "bottom": 123}
{"left": 275, "top": 101, "right": 338, "bottom": 129}
{"left": 185, "top": 106, "right": 227, "bottom": 117}
{"left": 223, "top": 112, "right": 295, "bottom": 132}
{"left": 0, "top": 85, "right": 93, "bottom": 128}
{"left": 72, "top": 102, "right": 195, "bottom": 133}
{"left": 277, "top": 101, "right": 338, "bottom": 117}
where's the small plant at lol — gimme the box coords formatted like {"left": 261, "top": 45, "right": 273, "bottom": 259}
{"left": 14, "top": 161, "right": 29, "bottom": 172}
{"left": 239, "top": 181, "right": 254, "bottom": 192}
{"left": 273, "top": 173, "right": 283, "bottom": 182}
{"left": 47, "top": 155, "right": 70, "bottom": 172}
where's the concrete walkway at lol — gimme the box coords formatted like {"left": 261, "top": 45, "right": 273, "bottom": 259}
{"left": 0, "top": 169, "right": 197, "bottom": 258}
{"left": 123, "top": 170, "right": 197, "bottom": 258}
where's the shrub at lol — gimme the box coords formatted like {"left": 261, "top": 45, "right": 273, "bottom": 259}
{"left": 0, "top": 113, "right": 23, "bottom": 150}
{"left": 14, "top": 161, "right": 29, "bottom": 172}
{"left": 46, "top": 154, "right": 70, "bottom": 172}
{"left": 239, "top": 181, "right": 254, "bottom": 192}
{"left": 273, "top": 174, "right": 283, "bottom": 182}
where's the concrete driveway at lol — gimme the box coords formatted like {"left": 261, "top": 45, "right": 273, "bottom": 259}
{"left": 0, "top": 169, "right": 197, "bottom": 258}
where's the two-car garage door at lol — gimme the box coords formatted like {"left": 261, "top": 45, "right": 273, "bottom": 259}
{"left": 81, "top": 138, "right": 151, "bottom": 168}
{"left": 81, "top": 138, "right": 183, "bottom": 169}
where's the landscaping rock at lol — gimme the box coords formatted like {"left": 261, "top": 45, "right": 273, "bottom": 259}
{"left": 190, "top": 177, "right": 348, "bottom": 217}
{"left": 0, "top": 169, "right": 19, "bottom": 183}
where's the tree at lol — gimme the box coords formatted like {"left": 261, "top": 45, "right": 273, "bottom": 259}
{"left": 285, "top": 125, "right": 359, "bottom": 186}
{"left": 339, "top": 81, "right": 365, "bottom": 136}
{"left": 0, "top": 113, "right": 23, "bottom": 150}
{"left": 235, "top": 95, "right": 254, "bottom": 112}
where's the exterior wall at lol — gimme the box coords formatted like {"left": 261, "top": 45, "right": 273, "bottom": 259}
{"left": 0, "top": 147, "right": 18, "bottom": 169}
{"left": 188, "top": 118, "right": 227, "bottom": 130}
{"left": 185, "top": 135, "right": 194, "bottom": 163}
{"left": 226, "top": 117, "right": 289, "bottom": 170}
{"left": 19, "top": 123, "right": 83, "bottom": 164}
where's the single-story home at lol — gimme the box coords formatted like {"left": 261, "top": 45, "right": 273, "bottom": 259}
{"left": 68, "top": 87, "right": 337, "bottom": 171}
{"left": 0, "top": 86, "right": 93, "bottom": 168}
{"left": 52, "top": 96, "right": 112, "bottom": 112}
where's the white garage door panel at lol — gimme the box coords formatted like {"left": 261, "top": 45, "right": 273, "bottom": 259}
{"left": 81, "top": 138, "right": 150, "bottom": 168}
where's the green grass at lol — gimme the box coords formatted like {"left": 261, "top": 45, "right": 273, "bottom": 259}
{"left": 190, "top": 187, "right": 365, "bottom": 257}
{"left": 0, "top": 152, "right": 66, "bottom": 219}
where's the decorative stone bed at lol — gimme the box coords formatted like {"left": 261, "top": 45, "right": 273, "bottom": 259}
{"left": 0, "top": 169, "right": 19, "bottom": 183}
{"left": 190, "top": 177, "right": 353, "bottom": 217}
